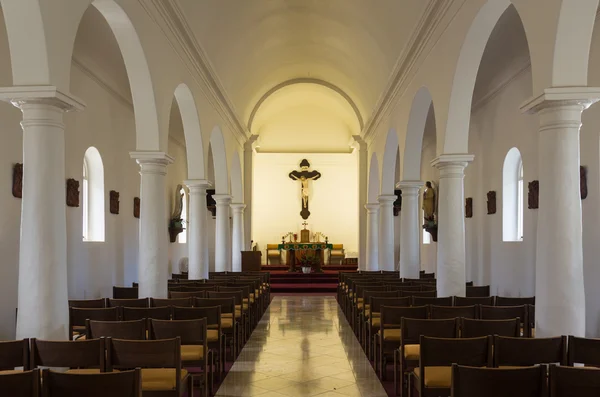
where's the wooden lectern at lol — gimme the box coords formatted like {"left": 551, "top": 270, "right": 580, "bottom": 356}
{"left": 241, "top": 251, "right": 262, "bottom": 271}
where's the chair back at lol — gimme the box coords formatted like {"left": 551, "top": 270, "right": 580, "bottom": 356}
{"left": 195, "top": 297, "right": 235, "bottom": 316}
{"left": 0, "top": 339, "right": 29, "bottom": 370}
{"left": 369, "top": 296, "right": 411, "bottom": 314}
{"left": 479, "top": 305, "right": 529, "bottom": 336}
{"left": 121, "top": 307, "right": 171, "bottom": 322}
{"left": 420, "top": 335, "right": 492, "bottom": 367}
{"left": 68, "top": 299, "right": 106, "bottom": 308}
{"left": 495, "top": 296, "right": 535, "bottom": 306}
{"left": 413, "top": 296, "right": 453, "bottom": 307}
{"left": 397, "top": 286, "right": 422, "bottom": 292}
{"left": 107, "top": 298, "right": 148, "bottom": 308}
{"left": 401, "top": 290, "right": 436, "bottom": 298}
{"left": 430, "top": 305, "right": 477, "bottom": 320}
{"left": 363, "top": 290, "right": 398, "bottom": 304}
{"left": 172, "top": 306, "right": 218, "bottom": 323}
{"left": 207, "top": 291, "right": 243, "bottom": 306}
{"left": 380, "top": 305, "right": 428, "bottom": 328}
{"left": 31, "top": 338, "right": 104, "bottom": 371}
{"left": 42, "top": 368, "right": 141, "bottom": 397}
{"left": 460, "top": 318, "right": 520, "bottom": 338}
{"left": 400, "top": 318, "right": 458, "bottom": 346}
{"left": 169, "top": 290, "right": 205, "bottom": 299}
{"left": 567, "top": 336, "right": 600, "bottom": 366}
{"left": 550, "top": 364, "right": 600, "bottom": 397}
{"left": 112, "top": 286, "right": 138, "bottom": 299}
{"left": 466, "top": 285, "right": 490, "bottom": 297}
{"left": 107, "top": 337, "right": 181, "bottom": 371}
{"left": 150, "top": 319, "right": 207, "bottom": 347}
{"left": 451, "top": 364, "right": 545, "bottom": 397}
{"left": 86, "top": 319, "right": 146, "bottom": 340}
{"left": 494, "top": 336, "right": 567, "bottom": 367}
{"left": 0, "top": 369, "right": 39, "bottom": 397}
{"left": 454, "top": 296, "right": 494, "bottom": 306}
{"left": 69, "top": 307, "right": 119, "bottom": 340}
{"left": 150, "top": 297, "right": 192, "bottom": 308}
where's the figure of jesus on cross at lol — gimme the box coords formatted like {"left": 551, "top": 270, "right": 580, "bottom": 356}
{"left": 289, "top": 159, "right": 321, "bottom": 220}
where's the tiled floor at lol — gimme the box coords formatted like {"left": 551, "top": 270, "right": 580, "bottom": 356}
{"left": 215, "top": 296, "right": 387, "bottom": 397}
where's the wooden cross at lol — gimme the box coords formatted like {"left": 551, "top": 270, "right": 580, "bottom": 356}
{"left": 288, "top": 159, "right": 322, "bottom": 220}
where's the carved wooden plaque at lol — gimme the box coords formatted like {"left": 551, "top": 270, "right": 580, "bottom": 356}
{"left": 581, "top": 165, "right": 588, "bottom": 200}
{"left": 12, "top": 163, "right": 22, "bottom": 198}
{"left": 110, "top": 190, "right": 120, "bottom": 214}
{"left": 133, "top": 197, "right": 140, "bottom": 218}
{"left": 66, "top": 179, "right": 80, "bottom": 207}
{"left": 487, "top": 191, "right": 496, "bottom": 215}
{"left": 465, "top": 197, "right": 473, "bottom": 218}
{"left": 528, "top": 180, "right": 539, "bottom": 209}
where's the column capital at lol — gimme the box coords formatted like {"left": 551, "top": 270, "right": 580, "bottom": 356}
{"left": 350, "top": 135, "right": 367, "bottom": 151}
{"left": 130, "top": 151, "right": 173, "bottom": 175}
{"left": 520, "top": 87, "right": 600, "bottom": 114}
{"left": 230, "top": 203, "right": 246, "bottom": 212}
{"left": 377, "top": 194, "right": 397, "bottom": 205}
{"left": 213, "top": 194, "right": 232, "bottom": 205}
{"left": 185, "top": 179, "right": 212, "bottom": 193}
{"left": 0, "top": 85, "right": 86, "bottom": 111}
{"left": 396, "top": 180, "right": 424, "bottom": 192}
{"left": 244, "top": 134, "right": 260, "bottom": 152}
{"left": 365, "top": 202, "right": 380, "bottom": 213}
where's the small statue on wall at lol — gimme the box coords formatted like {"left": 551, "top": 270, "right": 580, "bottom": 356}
{"left": 66, "top": 179, "right": 80, "bottom": 207}
{"left": 393, "top": 189, "right": 402, "bottom": 216}
{"left": 133, "top": 197, "right": 140, "bottom": 218}
{"left": 581, "top": 166, "right": 588, "bottom": 200}
{"left": 12, "top": 163, "right": 22, "bottom": 198}
{"left": 528, "top": 180, "right": 539, "bottom": 209}
{"left": 487, "top": 191, "right": 497, "bottom": 215}
{"left": 110, "top": 190, "right": 120, "bottom": 214}
{"left": 465, "top": 197, "right": 473, "bottom": 218}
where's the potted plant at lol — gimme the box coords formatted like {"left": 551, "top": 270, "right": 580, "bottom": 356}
{"left": 298, "top": 252, "right": 321, "bottom": 274}
{"left": 168, "top": 217, "right": 185, "bottom": 243}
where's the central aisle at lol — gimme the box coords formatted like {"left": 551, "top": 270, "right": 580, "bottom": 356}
{"left": 216, "top": 295, "right": 387, "bottom": 397}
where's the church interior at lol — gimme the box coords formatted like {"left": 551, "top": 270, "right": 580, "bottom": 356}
{"left": 1, "top": 0, "right": 600, "bottom": 396}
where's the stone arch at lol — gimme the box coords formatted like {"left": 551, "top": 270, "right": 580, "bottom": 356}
{"left": 230, "top": 151, "right": 243, "bottom": 203}
{"left": 367, "top": 153, "right": 380, "bottom": 203}
{"left": 403, "top": 87, "right": 434, "bottom": 181}
{"left": 443, "top": 1, "right": 532, "bottom": 154}
{"left": 209, "top": 126, "right": 229, "bottom": 194}
{"left": 381, "top": 128, "right": 399, "bottom": 195}
{"left": 172, "top": 83, "right": 205, "bottom": 179}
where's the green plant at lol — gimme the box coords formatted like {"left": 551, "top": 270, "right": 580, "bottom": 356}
{"left": 298, "top": 252, "right": 320, "bottom": 268}
{"left": 169, "top": 218, "right": 185, "bottom": 229}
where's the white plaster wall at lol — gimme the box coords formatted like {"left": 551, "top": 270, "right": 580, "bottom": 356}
{"left": 252, "top": 153, "right": 359, "bottom": 264}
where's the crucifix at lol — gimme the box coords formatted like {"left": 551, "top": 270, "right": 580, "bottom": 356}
{"left": 289, "top": 159, "right": 322, "bottom": 220}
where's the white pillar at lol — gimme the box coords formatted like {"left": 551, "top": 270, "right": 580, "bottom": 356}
{"left": 398, "top": 181, "right": 423, "bottom": 279}
{"left": 185, "top": 179, "right": 212, "bottom": 280}
{"left": 432, "top": 154, "right": 473, "bottom": 297}
{"left": 353, "top": 136, "right": 368, "bottom": 270}
{"left": 378, "top": 194, "right": 396, "bottom": 271}
{"left": 213, "top": 194, "right": 232, "bottom": 272}
{"left": 0, "top": 87, "right": 85, "bottom": 340}
{"left": 244, "top": 136, "right": 258, "bottom": 251}
{"left": 231, "top": 203, "right": 246, "bottom": 272}
{"left": 365, "top": 203, "right": 380, "bottom": 271}
{"left": 521, "top": 87, "right": 600, "bottom": 337}
{"left": 130, "top": 151, "right": 173, "bottom": 299}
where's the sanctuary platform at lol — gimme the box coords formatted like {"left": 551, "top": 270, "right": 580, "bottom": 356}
{"left": 263, "top": 264, "right": 358, "bottom": 293}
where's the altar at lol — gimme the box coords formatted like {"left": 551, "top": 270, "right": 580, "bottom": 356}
{"left": 278, "top": 242, "right": 333, "bottom": 272}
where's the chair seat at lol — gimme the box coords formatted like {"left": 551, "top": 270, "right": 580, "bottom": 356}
{"left": 365, "top": 309, "right": 380, "bottom": 318}
{"left": 413, "top": 366, "right": 452, "bottom": 388}
{"left": 207, "top": 329, "right": 219, "bottom": 342}
{"left": 403, "top": 344, "right": 420, "bottom": 360}
{"left": 331, "top": 250, "right": 344, "bottom": 256}
{"left": 376, "top": 328, "right": 401, "bottom": 341}
{"left": 0, "top": 370, "right": 22, "bottom": 375}
{"left": 66, "top": 369, "right": 104, "bottom": 374}
{"left": 142, "top": 368, "right": 188, "bottom": 391}
{"left": 181, "top": 345, "right": 204, "bottom": 361}
{"left": 371, "top": 317, "right": 381, "bottom": 328}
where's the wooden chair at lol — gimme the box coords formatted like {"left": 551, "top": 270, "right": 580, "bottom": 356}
{"left": 364, "top": 296, "right": 410, "bottom": 360}
{"left": 550, "top": 364, "right": 600, "bottom": 396}
{"left": 68, "top": 299, "right": 106, "bottom": 308}
{"left": 150, "top": 320, "right": 209, "bottom": 397}
{"left": 454, "top": 296, "right": 494, "bottom": 306}
{"left": 219, "top": 285, "right": 255, "bottom": 330}
{"left": 266, "top": 244, "right": 281, "bottom": 265}
{"left": 495, "top": 296, "right": 535, "bottom": 306}
{"left": 69, "top": 307, "right": 119, "bottom": 340}
{"left": 360, "top": 290, "right": 399, "bottom": 351}
{"left": 0, "top": 339, "right": 29, "bottom": 371}
{"left": 329, "top": 243, "right": 345, "bottom": 264}
{"left": 494, "top": 335, "right": 567, "bottom": 367}
{"left": 41, "top": 368, "right": 141, "bottom": 397}
{"left": 208, "top": 291, "right": 247, "bottom": 344}
{"left": 460, "top": 318, "right": 520, "bottom": 338}
{"left": 413, "top": 296, "right": 453, "bottom": 307}
{"left": 480, "top": 305, "right": 530, "bottom": 337}
{"left": 150, "top": 298, "right": 192, "bottom": 308}
{"left": 451, "top": 364, "right": 545, "bottom": 397}
{"left": 169, "top": 291, "right": 206, "bottom": 299}
{"left": 107, "top": 337, "right": 191, "bottom": 396}
{"left": 353, "top": 286, "right": 387, "bottom": 337}
{"left": 31, "top": 338, "right": 105, "bottom": 373}
{"left": 567, "top": 335, "right": 600, "bottom": 366}
{"left": 195, "top": 297, "right": 238, "bottom": 361}
{"left": 113, "top": 286, "right": 138, "bottom": 299}
{"left": 409, "top": 335, "right": 492, "bottom": 397}
{"left": 0, "top": 369, "right": 39, "bottom": 397}
{"left": 121, "top": 307, "right": 172, "bottom": 323}
{"left": 466, "top": 285, "right": 490, "bottom": 297}
{"left": 401, "top": 290, "right": 436, "bottom": 298}
{"left": 395, "top": 318, "right": 458, "bottom": 396}
{"left": 86, "top": 319, "right": 146, "bottom": 340}
{"left": 376, "top": 305, "right": 428, "bottom": 379}
{"left": 107, "top": 298, "right": 149, "bottom": 309}
{"left": 430, "top": 305, "right": 477, "bottom": 320}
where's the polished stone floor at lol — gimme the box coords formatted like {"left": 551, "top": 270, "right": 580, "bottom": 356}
{"left": 216, "top": 296, "right": 387, "bottom": 397}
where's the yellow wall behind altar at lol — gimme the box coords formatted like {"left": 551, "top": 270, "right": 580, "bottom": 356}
{"left": 252, "top": 152, "right": 359, "bottom": 264}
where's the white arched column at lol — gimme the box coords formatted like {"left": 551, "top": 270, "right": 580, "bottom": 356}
{"left": 521, "top": 87, "right": 600, "bottom": 337}
{"left": 352, "top": 136, "right": 368, "bottom": 270}
{"left": 213, "top": 194, "right": 232, "bottom": 272}
{"left": 398, "top": 181, "right": 423, "bottom": 279}
{"left": 378, "top": 195, "right": 396, "bottom": 271}
{"left": 365, "top": 203, "right": 380, "bottom": 271}
{"left": 432, "top": 154, "right": 473, "bottom": 297}
{"left": 130, "top": 151, "right": 173, "bottom": 299}
{"left": 0, "top": 86, "right": 84, "bottom": 340}
{"left": 185, "top": 179, "right": 212, "bottom": 280}
{"left": 231, "top": 203, "right": 246, "bottom": 272}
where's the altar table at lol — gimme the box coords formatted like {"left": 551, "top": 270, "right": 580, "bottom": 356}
{"left": 278, "top": 243, "right": 333, "bottom": 272}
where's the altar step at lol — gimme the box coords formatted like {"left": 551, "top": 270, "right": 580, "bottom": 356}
{"left": 266, "top": 271, "right": 355, "bottom": 293}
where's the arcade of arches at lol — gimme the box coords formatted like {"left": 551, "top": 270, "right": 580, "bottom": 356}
{"left": 1, "top": 0, "right": 600, "bottom": 395}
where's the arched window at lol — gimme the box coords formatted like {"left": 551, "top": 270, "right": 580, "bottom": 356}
{"left": 82, "top": 147, "right": 105, "bottom": 242}
{"left": 503, "top": 147, "right": 523, "bottom": 241}
{"left": 178, "top": 186, "right": 187, "bottom": 244}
